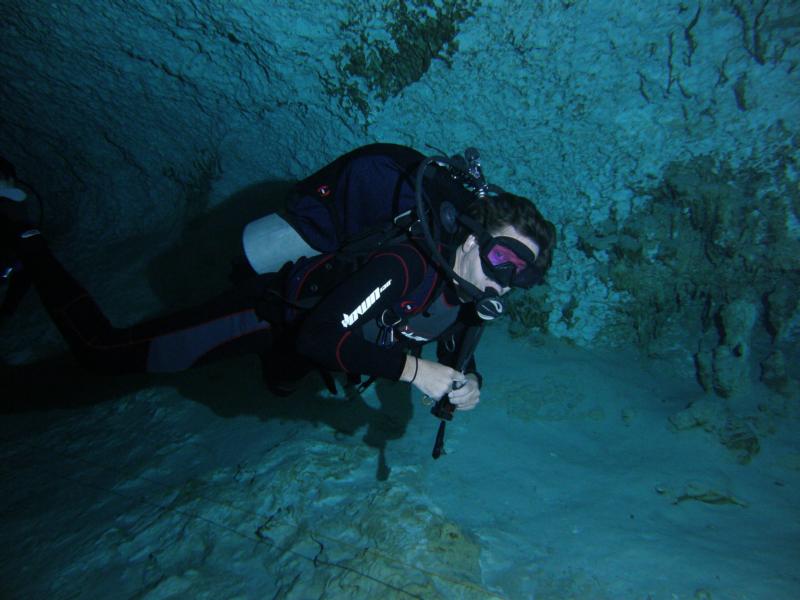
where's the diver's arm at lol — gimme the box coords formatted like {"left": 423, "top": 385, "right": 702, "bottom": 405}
{"left": 429, "top": 320, "right": 483, "bottom": 410}
{"left": 397, "top": 316, "right": 485, "bottom": 407}
{"left": 436, "top": 321, "right": 484, "bottom": 388}
{"left": 398, "top": 354, "right": 477, "bottom": 408}
{"left": 398, "top": 355, "right": 462, "bottom": 398}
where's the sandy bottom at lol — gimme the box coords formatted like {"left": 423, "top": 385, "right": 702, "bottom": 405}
{"left": 1, "top": 234, "right": 798, "bottom": 599}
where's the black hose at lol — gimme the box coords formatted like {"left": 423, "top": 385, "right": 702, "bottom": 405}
{"left": 431, "top": 324, "right": 485, "bottom": 459}
{"left": 413, "top": 156, "right": 486, "bottom": 304}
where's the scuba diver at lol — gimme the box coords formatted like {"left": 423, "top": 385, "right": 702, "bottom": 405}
{"left": 1, "top": 144, "right": 555, "bottom": 438}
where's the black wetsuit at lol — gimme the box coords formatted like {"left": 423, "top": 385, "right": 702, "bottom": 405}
{"left": 286, "top": 238, "right": 480, "bottom": 384}
{"left": 14, "top": 145, "right": 482, "bottom": 386}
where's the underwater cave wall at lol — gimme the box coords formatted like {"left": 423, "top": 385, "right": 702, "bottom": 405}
{"left": 0, "top": 0, "right": 359, "bottom": 241}
{"left": 1, "top": 0, "right": 798, "bottom": 367}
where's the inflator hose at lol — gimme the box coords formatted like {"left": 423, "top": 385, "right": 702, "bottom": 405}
{"left": 413, "top": 156, "right": 504, "bottom": 320}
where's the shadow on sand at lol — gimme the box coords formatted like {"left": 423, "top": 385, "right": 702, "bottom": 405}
{"left": 3, "top": 179, "right": 415, "bottom": 480}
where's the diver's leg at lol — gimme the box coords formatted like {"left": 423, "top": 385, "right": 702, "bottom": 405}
{"left": 17, "top": 232, "right": 275, "bottom": 374}
{"left": 123, "top": 275, "right": 276, "bottom": 374}
{"left": 0, "top": 257, "right": 31, "bottom": 319}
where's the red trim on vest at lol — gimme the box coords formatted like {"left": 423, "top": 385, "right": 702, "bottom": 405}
{"left": 335, "top": 331, "right": 352, "bottom": 373}
{"left": 405, "top": 242, "right": 429, "bottom": 272}
{"left": 372, "top": 251, "right": 410, "bottom": 296}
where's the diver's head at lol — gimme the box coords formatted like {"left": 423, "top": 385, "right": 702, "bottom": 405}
{"left": 451, "top": 192, "right": 556, "bottom": 295}
{"left": 416, "top": 151, "right": 556, "bottom": 314}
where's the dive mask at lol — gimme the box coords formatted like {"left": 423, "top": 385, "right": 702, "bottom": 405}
{"left": 479, "top": 235, "right": 543, "bottom": 289}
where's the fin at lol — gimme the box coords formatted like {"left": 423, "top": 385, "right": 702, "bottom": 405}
{"left": 0, "top": 184, "right": 26, "bottom": 203}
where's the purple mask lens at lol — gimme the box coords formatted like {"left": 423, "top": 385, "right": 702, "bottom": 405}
{"left": 486, "top": 244, "right": 527, "bottom": 273}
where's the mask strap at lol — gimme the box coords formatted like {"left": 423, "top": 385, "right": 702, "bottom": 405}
{"left": 456, "top": 212, "right": 493, "bottom": 247}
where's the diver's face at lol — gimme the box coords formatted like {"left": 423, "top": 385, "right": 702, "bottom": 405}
{"left": 453, "top": 224, "right": 540, "bottom": 297}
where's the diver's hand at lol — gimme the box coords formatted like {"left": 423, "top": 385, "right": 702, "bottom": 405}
{"left": 447, "top": 373, "right": 480, "bottom": 411}
{"left": 401, "top": 356, "right": 466, "bottom": 400}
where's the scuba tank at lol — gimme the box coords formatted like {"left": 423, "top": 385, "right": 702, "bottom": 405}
{"left": 242, "top": 213, "right": 318, "bottom": 275}
{"left": 240, "top": 144, "right": 424, "bottom": 276}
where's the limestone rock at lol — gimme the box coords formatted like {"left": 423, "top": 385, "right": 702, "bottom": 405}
{"left": 765, "top": 283, "right": 800, "bottom": 342}
{"left": 673, "top": 481, "right": 748, "bottom": 507}
{"left": 668, "top": 397, "right": 727, "bottom": 432}
{"left": 718, "top": 299, "right": 758, "bottom": 356}
{"left": 656, "top": 480, "right": 748, "bottom": 507}
{"left": 718, "top": 417, "right": 761, "bottom": 464}
{"left": 712, "top": 344, "right": 749, "bottom": 398}
{"left": 760, "top": 350, "right": 789, "bottom": 393}
{"left": 693, "top": 350, "right": 713, "bottom": 392}
{"left": 669, "top": 397, "right": 762, "bottom": 464}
